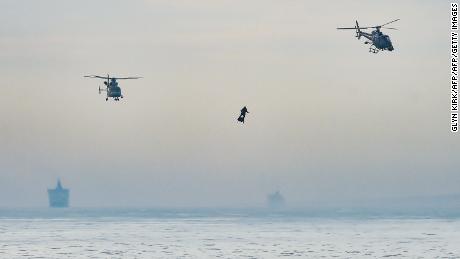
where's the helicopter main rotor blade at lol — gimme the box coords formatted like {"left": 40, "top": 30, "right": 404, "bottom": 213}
{"left": 337, "top": 26, "right": 374, "bottom": 30}
{"left": 380, "top": 18, "right": 400, "bottom": 27}
{"left": 84, "top": 75, "right": 143, "bottom": 80}
{"left": 338, "top": 26, "right": 397, "bottom": 30}
{"left": 113, "top": 77, "right": 143, "bottom": 80}
{"left": 338, "top": 19, "right": 399, "bottom": 30}
{"left": 84, "top": 75, "right": 108, "bottom": 79}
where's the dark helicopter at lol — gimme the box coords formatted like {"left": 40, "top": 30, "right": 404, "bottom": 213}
{"left": 337, "top": 19, "right": 399, "bottom": 53}
{"left": 84, "top": 74, "right": 142, "bottom": 101}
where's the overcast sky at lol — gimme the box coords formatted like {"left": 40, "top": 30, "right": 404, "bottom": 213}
{"left": 0, "top": 0, "right": 457, "bottom": 207}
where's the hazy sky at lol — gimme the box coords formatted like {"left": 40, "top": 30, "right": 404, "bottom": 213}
{"left": 0, "top": 0, "right": 458, "bottom": 207}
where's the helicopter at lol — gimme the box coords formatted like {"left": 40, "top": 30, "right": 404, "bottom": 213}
{"left": 337, "top": 19, "right": 399, "bottom": 53}
{"left": 84, "top": 74, "right": 142, "bottom": 101}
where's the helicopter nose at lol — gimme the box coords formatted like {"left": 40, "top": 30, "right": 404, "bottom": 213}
{"left": 388, "top": 45, "right": 394, "bottom": 51}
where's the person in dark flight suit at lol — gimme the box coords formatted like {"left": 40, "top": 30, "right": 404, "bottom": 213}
{"left": 237, "top": 106, "right": 249, "bottom": 123}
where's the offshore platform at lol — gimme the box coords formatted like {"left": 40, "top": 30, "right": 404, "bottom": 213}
{"left": 47, "top": 179, "right": 69, "bottom": 208}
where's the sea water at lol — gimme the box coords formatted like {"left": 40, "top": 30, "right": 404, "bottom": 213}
{"left": 1, "top": 208, "right": 460, "bottom": 258}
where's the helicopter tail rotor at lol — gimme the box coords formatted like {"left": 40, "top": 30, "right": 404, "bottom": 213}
{"left": 98, "top": 85, "right": 107, "bottom": 94}
{"left": 355, "top": 20, "right": 361, "bottom": 39}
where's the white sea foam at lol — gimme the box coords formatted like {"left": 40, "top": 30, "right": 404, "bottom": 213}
{"left": 1, "top": 215, "right": 460, "bottom": 258}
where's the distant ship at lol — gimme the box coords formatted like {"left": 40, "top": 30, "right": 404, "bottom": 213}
{"left": 267, "top": 191, "right": 285, "bottom": 209}
{"left": 48, "top": 179, "right": 69, "bottom": 208}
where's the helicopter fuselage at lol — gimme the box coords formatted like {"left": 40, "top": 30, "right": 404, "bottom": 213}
{"left": 360, "top": 30, "right": 394, "bottom": 51}
{"left": 107, "top": 81, "right": 122, "bottom": 98}
{"left": 100, "top": 79, "right": 124, "bottom": 101}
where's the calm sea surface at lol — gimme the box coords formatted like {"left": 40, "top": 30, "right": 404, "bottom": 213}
{"left": 1, "top": 208, "right": 459, "bottom": 258}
